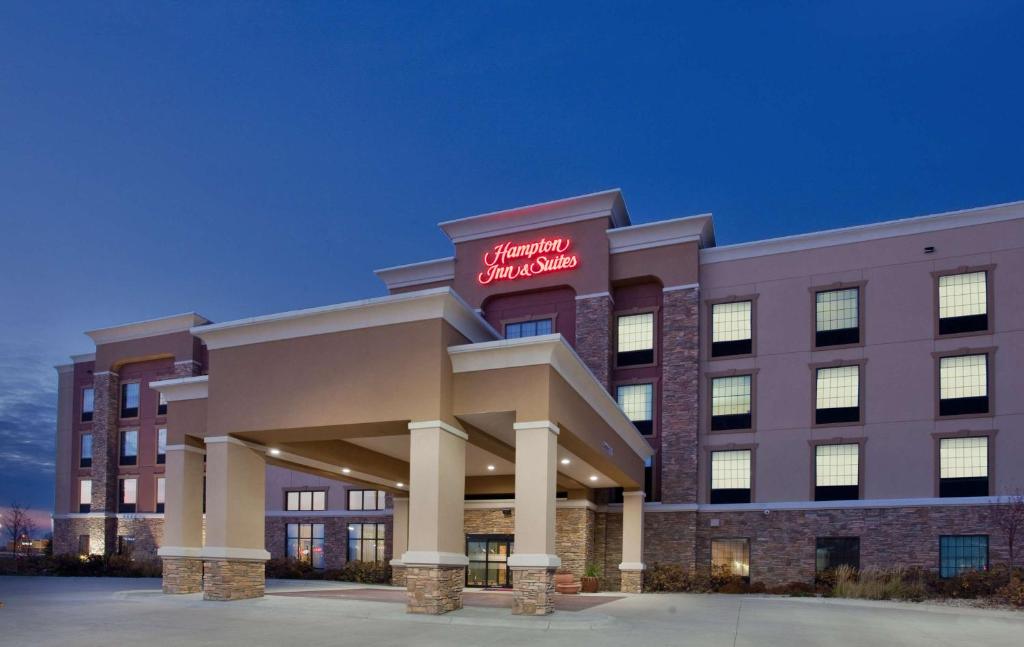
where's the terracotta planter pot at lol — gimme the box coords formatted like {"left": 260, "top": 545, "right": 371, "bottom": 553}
{"left": 580, "top": 576, "right": 599, "bottom": 593}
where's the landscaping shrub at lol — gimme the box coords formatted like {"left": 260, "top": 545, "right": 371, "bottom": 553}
{"left": 265, "top": 558, "right": 323, "bottom": 580}
{"left": 997, "top": 579, "right": 1024, "bottom": 608}
{"left": 1, "top": 554, "right": 161, "bottom": 577}
{"left": 643, "top": 563, "right": 692, "bottom": 592}
{"left": 767, "top": 581, "right": 816, "bottom": 597}
{"left": 325, "top": 560, "right": 391, "bottom": 584}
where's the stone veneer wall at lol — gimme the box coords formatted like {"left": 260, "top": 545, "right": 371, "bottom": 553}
{"left": 53, "top": 516, "right": 162, "bottom": 558}
{"left": 511, "top": 568, "right": 556, "bottom": 615}
{"left": 659, "top": 287, "right": 700, "bottom": 504}
{"left": 574, "top": 295, "right": 612, "bottom": 389}
{"left": 464, "top": 507, "right": 595, "bottom": 579}
{"left": 162, "top": 557, "right": 203, "bottom": 593}
{"left": 406, "top": 566, "right": 464, "bottom": 614}
{"left": 265, "top": 515, "right": 393, "bottom": 570}
{"left": 203, "top": 560, "right": 265, "bottom": 601}
{"left": 88, "top": 371, "right": 120, "bottom": 554}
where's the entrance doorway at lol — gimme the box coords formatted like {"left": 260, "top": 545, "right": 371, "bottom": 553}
{"left": 466, "top": 534, "right": 513, "bottom": 588}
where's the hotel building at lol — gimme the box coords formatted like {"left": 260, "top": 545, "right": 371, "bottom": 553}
{"left": 53, "top": 190, "right": 1024, "bottom": 614}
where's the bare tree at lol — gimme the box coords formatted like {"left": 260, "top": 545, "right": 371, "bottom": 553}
{"left": 3, "top": 503, "right": 38, "bottom": 561}
{"left": 993, "top": 490, "right": 1024, "bottom": 581}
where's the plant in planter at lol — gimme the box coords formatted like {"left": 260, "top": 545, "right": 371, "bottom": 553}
{"left": 581, "top": 563, "right": 601, "bottom": 593}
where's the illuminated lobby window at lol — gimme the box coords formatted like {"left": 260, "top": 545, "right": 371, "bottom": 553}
{"left": 348, "top": 489, "right": 386, "bottom": 511}
{"left": 815, "top": 443, "right": 859, "bottom": 501}
{"left": 939, "top": 535, "right": 988, "bottom": 578}
{"left": 939, "top": 354, "right": 989, "bottom": 416}
{"left": 616, "top": 312, "right": 654, "bottom": 366}
{"left": 711, "top": 301, "right": 752, "bottom": 357}
{"left": 710, "top": 449, "right": 751, "bottom": 504}
{"left": 347, "top": 523, "right": 386, "bottom": 563}
{"left": 505, "top": 318, "right": 552, "bottom": 339}
{"left": 711, "top": 375, "right": 752, "bottom": 431}
{"left": 286, "top": 490, "right": 327, "bottom": 511}
{"left": 815, "top": 365, "right": 860, "bottom": 424}
{"left": 938, "top": 271, "right": 988, "bottom": 335}
{"left": 815, "top": 287, "right": 860, "bottom": 347}
{"left": 287, "top": 523, "right": 324, "bottom": 569}
{"left": 939, "top": 437, "right": 988, "bottom": 497}
{"left": 617, "top": 383, "right": 654, "bottom": 435}
{"left": 711, "top": 538, "right": 750, "bottom": 578}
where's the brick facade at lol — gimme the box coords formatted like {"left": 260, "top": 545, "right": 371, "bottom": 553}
{"left": 405, "top": 565, "right": 464, "bottom": 614}
{"left": 574, "top": 295, "right": 612, "bottom": 389}
{"left": 464, "top": 506, "right": 596, "bottom": 579}
{"left": 659, "top": 287, "right": 700, "bottom": 504}
{"left": 88, "top": 371, "right": 120, "bottom": 554}
{"left": 203, "top": 559, "right": 265, "bottom": 601}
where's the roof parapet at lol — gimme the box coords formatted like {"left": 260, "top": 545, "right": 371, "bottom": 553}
{"left": 85, "top": 312, "right": 211, "bottom": 345}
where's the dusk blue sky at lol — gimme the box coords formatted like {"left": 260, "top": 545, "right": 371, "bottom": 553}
{"left": 1, "top": 2, "right": 1022, "bottom": 529}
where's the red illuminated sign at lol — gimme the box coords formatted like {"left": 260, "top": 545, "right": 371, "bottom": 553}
{"left": 477, "top": 237, "right": 580, "bottom": 285}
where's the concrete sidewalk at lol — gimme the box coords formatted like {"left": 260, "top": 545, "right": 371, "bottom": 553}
{"left": 1, "top": 576, "right": 1020, "bottom": 646}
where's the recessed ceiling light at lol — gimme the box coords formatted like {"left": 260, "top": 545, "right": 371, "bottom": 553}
{"left": 589, "top": 475, "right": 598, "bottom": 482}
{"left": 487, "top": 464, "right": 495, "bottom": 471}
{"left": 268, "top": 448, "right": 281, "bottom": 456}
{"left": 341, "top": 468, "right": 351, "bottom": 474}
{"left": 560, "top": 458, "right": 570, "bottom": 465}
{"left": 396, "top": 482, "right": 404, "bottom": 488}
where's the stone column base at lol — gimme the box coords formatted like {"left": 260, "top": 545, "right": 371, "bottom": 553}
{"left": 202, "top": 559, "right": 266, "bottom": 601}
{"left": 391, "top": 565, "right": 407, "bottom": 587}
{"left": 162, "top": 557, "right": 203, "bottom": 594}
{"left": 511, "top": 567, "right": 556, "bottom": 615}
{"left": 620, "top": 570, "right": 643, "bottom": 593}
{"left": 405, "top": 565, "right": 464, "bottom": 614}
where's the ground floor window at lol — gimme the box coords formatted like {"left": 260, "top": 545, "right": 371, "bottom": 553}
{"left": 117, "top": 536, "right": 134, "bottom": 558}
{"left": 816, "top": 537, "right": 860, "bottom": 572}
{"left": 347, "top": 523, "right": 386, "bottom": 563}
{"left": 940, "top": 535, "right": 988, "bottom": 578}
{"left": 711, "top": 538, "right": 749, "bottom": 578}
{"left": 286, "top": 523, "right": 325, "bottom": 569}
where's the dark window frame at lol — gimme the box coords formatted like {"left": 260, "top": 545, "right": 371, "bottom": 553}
{"left": 347, "top": 522, "right": 387, "bottom": 563}
{"left": 119, "top": 429, "right": 138, "bottom": 466}
{"left": 614, "top": 380, "right": 657, "bottom": 436}
{"left": 706, "top": 295, "right": 758, "bottom": 360}
{"left": 811, "top": 359, "right": 867, "bottom": 428}
{"left": 81, "top": 387, "right": 94, "bottom": 422}
{"left": 933, "top": 430, "right": 996, "bottom": 498}
{"left": 120, "top": 382, "right": 140, "bottom": 419}
{"left": 80, "top": 432, "right": 92, "bottom": 468}
{"left": 707, "top": 370, "right": 757, "bottom": 433}
{"left": 816, "top": 537, "right": 861, "bottom": 572}
{"left": 118, "top": 477, "right": 137, "bottom": 513}
{"left": 614, "top": 308, "right": 658, "bottom": 369}
{"left": 939, "top": 535, "right": 989, "bottom": 578}
{"left": 156, "top": 428, "right": 167, "bottom": 465}
{"left": 707, "top": 445, "right": 755, "bottom": 504}
{"left": 503, "top": 315, "right": 555, "bottom": 340}
{"left": 934, "top": 349, "right": 995, "bottom": 419}
{"left": 810, "top": 282, "right": 866, "bottom": 350}
{"left": 810, "top": 439, "right": 865, "bottom": 501}
{"left": 285, "top": 489, "right": 328, "bottom": 511}
{"left": 933, "top": 265, "right": 995, "bottom": 339}
{"left": 286, "top": 522, "right": 326, "bottom": 570}
{"left": 347, "top": 489, "right": 386, "bottom": 511}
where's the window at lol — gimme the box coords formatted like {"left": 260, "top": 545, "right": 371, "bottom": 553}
{"left": 711, "top": 375, "right": 752, "bottom": 431}
{"left": 347, "top": 523, "right": 386, "bottom": 562}
{"left": 120, "top": 383, "right": 140, "bottom": 418}
{"left": 940, "top": 535, "right": 988, "bottom": 578}
{"left": 81, "top": 388, "right": 94, "bottom": 422}
{"left": 616, "top": 312, "right": 654, "bottom": 366}
{"left": 348, "top": 489, "right": 386, "bottom": 511}
{"left": 938, "top": 271, "right": 988, "bottom": 335}
{"left": 120, "top": 430, "right": 138, "bottom": 466}
{"left": 815, "top": 287, "right": 860, "bottom": 347}
{"left": 815, "top": 444, "right": 859, "bottom": 501}
{"left": 711, "top": 301, "right": 752, "bottom": 357}
{"left": 816, "top": 537, "right": 860, "bottom": 572}
{"left": 939, "top": 437, "right": 989, "bottom": 497}
{"left": 287, "top": 523, "right": 325, "bottom": 569}
{"left": 505, "top": 318, "right": 553, "bottom": 339}
{"left": 939, "top": 354, "right": 989, "bottom": 416}
{"left": 710, "top": 449, "right": 751, "bottom": 504}
{"left": 157, "top": 392, "right": 168, "bottom": 416}
{"left": 616, "top": 383, "right": 654, "bottom": 435}
{"left": 119, "top": 478, "right": 137, "bottom": 513}
{"left": 711, "top": 538, "right": 750, "bottom": 577}
{"left": 77, "top": 535, "right": 90, "bottom": 557}
{"left": 156, "top": 477, "right": 165, "bottom": 513}
{"left": 117, "top": 536, "right": 135, "bottom": 558}
{"left": 286, "top": 490, "right": 327, "bottom": 511}
{"left": 815, "top": 365, "right": 860, "bottom": 425}
{"left": 156, "top": 428, "right": 167, "bottom": 464}
{"left": 80, "top": 433, "right": 92, "bottom": 468}
{"left": 79, "top": 479, "right": 92, "bottom": 513}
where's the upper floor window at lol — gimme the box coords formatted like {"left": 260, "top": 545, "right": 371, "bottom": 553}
{"left": 939, "top": 436, "right": 988, "bottom": 497}
{"left": 814, "top": 444, "right": 859, "bottom": 501}
{"left": 939, "top": 535, "right": 988, "bottom": 578}
{"left": 347, "top": 522, "right": 386, "bottom": 562}
{"left": 286, "top": 490, "right": 326, "bottom": 511}
{"left": 816, "top": 537, "right": 860, "bottom": 572}
{"left": 710, "top": 449, "right": 751, "bottom": 504}
{"left": 939, "top": 354, "right": 989, "bottom": 416}
{"left": 616, "top": 312, "right": 654, "bottom": 366}
{"left": 348, "top": 489, "right": 386, "bottom": 511}
{"left": 711, "top": 301, "right": 752, "bottom": 357}
{"left": 120, "top": 430, "right": 138, "bottom": 466}
{"left": 938, "top": 271, "right": 989, "bottom": 335}
{"left": 81, "top": 388, "right": 94, "bottom": 422}
{"left": 815, "top": 287, "right": 860, "bottom": 347}
{"left": 616, "top": 383, "right": 653, "bottom": 435}
{"left": 80, "top": 433, "right": 92, "bottom": 468}
{"left": 815, "top": 365, "right": 861, "bottom": 425}
{"left": 710, "top": 375, "right": 752, "bottom": 431}
{"left": 156, "top": 428, "right": 167, "bottom": 464}
{"left": 120, "top": 383, "right": 140, "bottom": 418}
{"left": 118, "top": 477, "right": 137, "bottom": 513}
{"left": 157, "top": 392, "right": 168, "bottom": 416}
{"left": 505, "top": 318, "right": 552, "bottom": 339}
{"left": 79, "top": 479, "right": 92, "bottom": 513}
{"left": 287, "top": 523, "right": 325, "bottom": 569}
{"left": 711, "top": 538, "right": 750, "bottom": 578}
{"left": 156, "top": 477, "right": 165, "bottom": 513}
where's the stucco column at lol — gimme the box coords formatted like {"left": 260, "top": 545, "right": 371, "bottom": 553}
{"left": 403, "top": 421, "right": 468, "bottom": 615}
{"left": 619, "top": 490, "right": 646, "bottom": 593}
{"left": 157, "top": 442, "right": 206, "bottom": 593}
{"left": 390, "top": 496, "right": 409, "bottom": 587}
{"left": 200, "top": 436, "right": 270, "bottom": 601}
{"left": 509, "top": 420, "right": 560, "bottom": 615}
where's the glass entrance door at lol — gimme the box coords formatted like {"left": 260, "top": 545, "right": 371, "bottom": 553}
{"left": 466, "top": 535, "right": 513, "bottom": 588}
